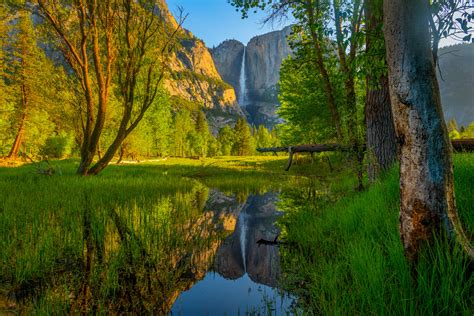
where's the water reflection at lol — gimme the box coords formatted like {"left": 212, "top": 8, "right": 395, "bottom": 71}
{"left": 171, "top": 191, "right": 293, "bottom": 315}
{"left": 213, "top": 192, "right": 281, "bottom": 286}
{"left": 5, "top": 185, "right": 293, "bottom": 314}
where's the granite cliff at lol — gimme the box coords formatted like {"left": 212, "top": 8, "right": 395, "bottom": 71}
{"left": 212, "top": 26, "right": 293, "bottom": 128}
{"left": 157, "top": 0, "right": 244, "bottom": 132}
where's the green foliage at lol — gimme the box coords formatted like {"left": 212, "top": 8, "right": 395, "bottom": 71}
{"left": 279, "top": 154, "right": 474, "bottom": 314}
{"left": 232, "top": 118, "right": 253, "bottom": 155}
{"left": 277, "top": 54, "right": 342, "bottom": 144}
{"left": 217, "top": 125, "right": 235, "bottom": 155}
{"left": 0, "top": 10, "right": 65, "bottom": 157}
{"left": 40, "top": 133, "right": 72, "bottom": 158}
{"left": 448, "top": 119, "right": 474, "bottom": 140}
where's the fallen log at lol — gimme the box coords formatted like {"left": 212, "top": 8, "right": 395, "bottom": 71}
{"left": 452, "top": 139, "right": 474, "bottom": 152}
{"left": 258, "top": 139, "right": 474, "bottom": 171}
{"left": 257, "top": 144, "right": 356, "bottom": 171}
{"left": 256, "top": 144, "right": 352, "bottom": 154}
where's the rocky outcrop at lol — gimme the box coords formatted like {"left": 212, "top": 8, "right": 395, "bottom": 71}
{"left": 157, "top": 1, "right": 244, "bottom": 132}
{"left": 246, "top": 26, "right": 293, "bottom": 100}
{"left": 212, "top": 26, "right": 293, "bottom": 128}
{"left": 211, "top": 40, "right": 245, "bottom": 102}
{"left": 245, "top": 26, "right": 293, "bottom": 128}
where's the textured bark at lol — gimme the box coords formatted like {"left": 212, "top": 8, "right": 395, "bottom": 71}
{"left": 365, "top": 0, "right": 397, "bottom": 181}
{"left": 365, "top": 76, "right": 396, "bottom": 180}
{"left": 384, "top": 0, "right": 473, "bottom": 261}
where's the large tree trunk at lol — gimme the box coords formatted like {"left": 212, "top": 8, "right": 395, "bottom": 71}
{"left": 7, "top": 114, "right": 25, "bottom": 159}
{"left": 383, "top": 0, "right": 473, "bottom": 261}
{"left": 365, "top": 76, "right": 397, "bottom": 180}
{"left": 7, "top": 84, "right": 28, "bottom": 159}
{"left": 365, "top": 0, "right": 397, "bottom": 182}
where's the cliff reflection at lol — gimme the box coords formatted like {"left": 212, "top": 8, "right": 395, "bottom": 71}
{"left": 213, "top": 192, "right": 282, "bottom": 287}
{"left": 69, "top": 185, "right": 285, "bottom": 314}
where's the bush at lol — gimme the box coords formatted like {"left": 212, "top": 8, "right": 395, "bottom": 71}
{"left": 41, "top": 134, "right": 70, "bottom": 158}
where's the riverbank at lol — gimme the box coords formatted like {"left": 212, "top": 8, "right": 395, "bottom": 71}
{"left": 279, "top": 153, "right": 474, "bottom": 314}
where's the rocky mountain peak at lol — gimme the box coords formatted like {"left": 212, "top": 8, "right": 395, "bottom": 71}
{"left": 156, "top": 0, "right": 244, "bottom": 132}
{"left": 212, "top": 26, "right": 294, "bottom": 128}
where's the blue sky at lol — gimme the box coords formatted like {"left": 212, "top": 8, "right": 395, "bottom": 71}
{"left": 165, "top": 0, "right": 458, "bottom": 48}
{"left": 166, "top": 0, "right": 292, "bottom": 48}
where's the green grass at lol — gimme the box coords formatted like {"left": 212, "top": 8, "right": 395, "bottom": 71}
{"left": 279, "top": 153, "right": 474, "bottom": 314}
{"left": 1, "top": 153, "right": 471, "bottom": 314}
{"left": 1, "top": 154, "right": 344, "bottom": 313}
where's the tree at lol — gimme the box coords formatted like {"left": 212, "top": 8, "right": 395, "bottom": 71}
{"left": 231, "top": 0, "right": 346, "bottom": 141}
{"left": 232, "top": 118, "right": 252, "bottom": 156}
{"left": 383, "top": 0, "right": 473, "bottom": 261}
{"left": 3, "top": 11, "right": 55, "bottom": 159}
{"left": 231, "top": 0, "right": 366, "bottom": 188}
{"left": 278, "top": 51, "right": 342, "bottom": 145}
{"left": 195, "top": 110, "right": 210, "bottom": 157}
{"left": 217, "top": 125, "right": 235, "bottom": 156}
{"left": 429, "top": 0, "right": 474, "bottom": 66}
{"left": 172, "top": 110, "right": 193, "bottom": 157}
{"left": 0, "top": 5, "right": 13, "bottom": 156}
{"left": 145, "top": 91, "right": 172, "bottom": 157}
{"left": 255, "top": 125, "right": 272, "bottom": 149}
{"left": 364, "top": 0, "right": 397, "bottom": 181}
{"left": 34, "top": 0, "right": 182, "bottom": 175}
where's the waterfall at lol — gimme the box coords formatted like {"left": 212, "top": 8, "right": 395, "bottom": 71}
{"left": 238, "top": 212, "right": 248, "bottom": 272}
{"left": 238, "top": 47, "right": 247, "bottom": 106}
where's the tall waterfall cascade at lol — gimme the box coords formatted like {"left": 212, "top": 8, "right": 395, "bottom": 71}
{"left": 238, "top": 212, "right": 248, "bottom": 272}
{"left": 238, "top": 47, "right": 247, "bottom": 106}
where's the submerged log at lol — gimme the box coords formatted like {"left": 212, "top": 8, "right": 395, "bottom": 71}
{"left": 258, "top": 139, "right": 473, "bottom": 171}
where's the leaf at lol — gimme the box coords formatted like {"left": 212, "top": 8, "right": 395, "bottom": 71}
{"left": 462, "top": 34, "right": 472, "bottom": 42}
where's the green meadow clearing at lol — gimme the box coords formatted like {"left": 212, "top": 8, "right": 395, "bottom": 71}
{"left": 1, "top": 154, "right": 473, "bottom": 314}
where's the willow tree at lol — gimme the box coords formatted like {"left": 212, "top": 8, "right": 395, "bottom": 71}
{"left": 383, "top": 0, "right": 473, "bottom": 261}
{"left": 34, "top": 0, "right": 182, "bottom": 175}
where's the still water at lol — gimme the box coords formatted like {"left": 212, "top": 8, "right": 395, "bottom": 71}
{"left": 2, "top": 185, "right": 298, "bottom": 315}
{"left": 170, "top": 191, "right": 295, "bottom": 315}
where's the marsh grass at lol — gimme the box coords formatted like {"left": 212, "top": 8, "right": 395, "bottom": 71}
{"left": 3, "top": 153, "right": 469, "bottom": 314}
{"left": 279, "top": 153, "right": 474, "bottom": 314}
{"left": 2, "top": 155, "right": 341, "bottom": 313}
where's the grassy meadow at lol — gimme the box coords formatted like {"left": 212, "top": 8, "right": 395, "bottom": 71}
{"left": 0, "top": 155, "right": 340, "bottom": 313}
{"left": 279, "top": 153, "right": 474, "bottom": 314}
{"left": 0, "top": 153, "right": 472, "bottom": 314}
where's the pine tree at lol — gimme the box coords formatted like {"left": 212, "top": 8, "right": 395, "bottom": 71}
{"left": 195, "top": 110, "right": 209, "bottom": 157}
{"left": 217, "top": 125, "right": 235, "bottom": 156}
{"left": 232, "top": 118, "right": 252, "bottom": 156}
{"left": 256, "top": 125, "right": 272, "bottom": 149}
{"left": 5, "top": 12, "right": 54, "bottom": 159}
